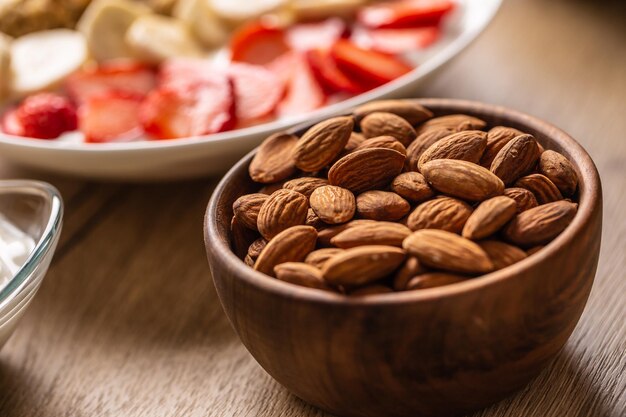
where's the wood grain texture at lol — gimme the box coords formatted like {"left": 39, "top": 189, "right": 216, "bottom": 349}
{"left": 0, "top": 0, "right": 625, "bottom": 416}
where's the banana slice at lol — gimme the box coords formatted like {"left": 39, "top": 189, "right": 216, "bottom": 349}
{"left": 126, "top": 14, "right": 203, "bottom": 64}
{"left": 77, "top": 0, "right": 151, "bottom": 61}
{"left": 208, "top": 0, "right": 288, "bottom": 26}
{"left": 172, "top": 0, "right": 228, "bottom": 49}
{"left": 10, "top": 29, "right": 88, "bottom": 96}
{"left": 0, "top": 33, "right": 11, "bottom": 101}
{"left": 290, "top": 0, "right": 366, "bottom": 20}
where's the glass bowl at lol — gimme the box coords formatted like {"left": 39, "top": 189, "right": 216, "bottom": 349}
{"left": 0, "top": 180, "right": 63, "bottom": 349}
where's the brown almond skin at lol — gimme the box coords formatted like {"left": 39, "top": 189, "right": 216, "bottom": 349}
{"left": 490, "top": 134, "right": 541, "bottom": 185}
{"left": 403, "top": 229, "right": 494, "bottom": 274}
{"left": 317, "top": 219, "right": 377, "bottom": 246}
{"left": 539, "top": 150, "right": 579, "bottom": 196}
{"left": 322, "top": 245, "right": 406, "bottom": 286}
{"left": 274, "top": 262, "right": 334, "bottom": 291}
{"left": 349, "top": 285, "right": 394, "bottom": 296}
{"left": 515, "top": 173, "right": 563, "bottom": 204}
{"left": 257, "top": 189, "right": 309, "bottom": 240}
{"left": 405, "top": 128, "right": 452, "bottom": 171}
{"left": 283, "top": 177, "right": 328, "bottom": 197}
{"left": 248, "top": 132, "right": 298, "bottom": 183}
{"left": 391, "top": 172, "right": 435, "bottom": 203}
{"left": 254, "top": 225, "right": 318, "bottom": 276}
{"left": 293, "top": 116, "right": 354, "bottom": 172}
{"left": 258, "top": 180, "right": 288, "bottom": 195}
{"left": 360, "top": 112, "right": 417, "bottom": 146}
{"left": 393, "top": 256, "right": 426, "bottom": 290}
{"left": 462, "top": 196, "right": 517, "bottom": 240}
{"left": 353, "top": 100, "right": 433, "bottom": 125}
{"left": 478, "top": 240, "right": 527, "bottom": 270}
{"left": 331, "top": 221, "right": 412, "bottom": 248}
{"left": 417, "top": 130, "right": 488, "bottom": 171}
{"left": 503, "top": 200, "right": 577, "bottom": 247}
{"left": 328, "top": 148, "right": 405, "bottom": 194}
{"left": 305, "top": 248, "right": 345, "bottom": 269}
{"left": 406, "top": 273, "right": 467, "bottom": 290}
{"left": 416, "top": 114, "right": 486, "bottom": 134}
{"left": 233, "top": 193, "right": 268, "bottom": 230}
{"left": 480, "top": 126, "right": 524, "bottom": 167}
{"left": 231, "top": 216, "right": 258, "bottom": 259}
{"left": 305, "top": 208, "right": 325, "bottom": 229}
{"left": 503, "top": 187, "right": 539, "bottom": 213}
{"left": 247, "top": 237, "right": 268, "bottom": 260}
{"left": 344, "top": 132, "right": 366, "bottom": 152}
{"left": 355, "top": 136, "right": 407, "bottom": 155}
{"left": 309, "top": 185, "right": 356, "bottom": 224}
{"left": 406, "top": 196, "right": 472, "bottom": 233}
{"left": 356, "top": 191, "right": 410, "bottom": 221}
{"left": 244, "top": 254, "right": 255, "bottom": 267}
{"left": 421, "top": 159, "right": 505, "bottom": 202}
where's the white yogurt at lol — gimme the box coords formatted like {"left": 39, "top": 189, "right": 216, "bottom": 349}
{"left": 0, "top": 213, "right": 35, "bottom": 291}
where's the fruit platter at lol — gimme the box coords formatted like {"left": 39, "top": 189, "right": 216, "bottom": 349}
{"left": 0, "top": 0, "right": 501, "bottom": 179}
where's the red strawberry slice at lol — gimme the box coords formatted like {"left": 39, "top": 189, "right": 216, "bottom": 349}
{"left": 6, "top": 93, "right": 78, "bottom": 139}
{"left": 366, "top": 26, "right": 440, "bottom": 54}
{"left": 275, "top": 52, "right": 326, "bottom": 117}
{"left": 158, "top": 58, "right": 213, "bottom": 88}
{"left": 358, "top": 0, "right": 455, "bottom": 29}
{"left": 227, "top": 63, "right": 283, "bottom": 121}
{"left": 139, "top": 75, "right": 236, "bottom": 140}
{"left": 230, "top": 20, "right": 290, "bottom": 66}
{"left": 1, "top": 109, "right": 24, "bottom": 137}
{"left": 286, "top": 18, "right": 348, "bottom": 52}
{"left": 306, "top": 49, "right": 364, "bottom": 94}
{"left": 80, "top": 91, "right": 144, "bottom": 143}
{"left": 65, "top": 60, "right": 156, "bottom": 104}
{"left": 330, "top": 39, "right": 413, "bottom": 88}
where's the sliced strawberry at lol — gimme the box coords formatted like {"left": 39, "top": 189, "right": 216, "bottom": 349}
{"left": 1, "top": 109, "right": 25, "bottom": 137}
{"left": 358, "top": 0, "right": 455, "bottom": 29}
{"left": 227, "top": 63, "right": 283, "bottom": 122}
{"left": 7, "top": 93, "right": 78, "bottom": 139}
{"left": 158, "top": 58, "right": 213, "bottom": 88}
{"left": 80, "top": 91, "right": 144, "bottom": 143}
{"left": 276, "top": 52, "right": 326, "bottom": 117}
{"left": 366, "top": 26, "right": 440, "bottom": 54}
{"left": 65, "top": 60, "right": 156, "bottom": 104}
{"left": 306, "top": 49, "right": 364, "bottom": 94}
{"left": 139, "top": 75, "right": 236, "bottom": 140}
{"left": 230, "top": 20, "right": 290, "bottom": 66}
{"left": 286, "top": 18, "right": 348, "bottom": 52}
{"left": 330, "top": 39, "right": 413, "bottom": 88}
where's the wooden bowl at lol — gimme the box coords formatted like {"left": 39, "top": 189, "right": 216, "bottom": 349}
{"left": 203, "top": 99, "right": 602, "bottom": 417}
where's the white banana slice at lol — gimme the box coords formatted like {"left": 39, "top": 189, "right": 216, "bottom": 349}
{"left": 77, "top": 0, "right": 151, "bottom": 61}
{"left": 172, "top": 0, "right": 228, "bottom": 49}
{"left": 10, "top": 29, "right": 88, "bottom": 96}
{"left": 290, "top": 0, "right": 366, "bottom": 20}
{"left": 126, "top": 14, "right": 203, "bottom": 64}
{"left": 0, "top": 33, "right": 12, "bottom": 101}
{"left": 208, "top": 0, "right": 288, "bottom": 26}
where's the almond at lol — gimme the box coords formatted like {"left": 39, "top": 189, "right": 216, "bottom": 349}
{"left": 322, "top": 245, "right": 406, "bottom": 286}
{"left": 305, "top": 248, "right": 344, "bottom": 269}
{"left": 514, "top": 173, "right": 563, "bottom": 204}
{"left": 244, "top": 254, "right": 255, "bottom": 267}
{"left": 317, "top": 219, "right": 377, "bottom": 246}
{"left": 248, "top": 132, "right": 298, "bottom": 183}
{"left": 309, "top": 185, "right": 356, "bottom": 224}
{"left": 328, "top": 148, "right": 405, "bottom": 193}
{"left": 356, "top": 191, "right": 410, "bottom": 221}
{"left": 355, "top": 135, "right": 407, "bottom": 155}
{"left": 478, "top": 240, "right": 527, "bottom": 270}
{"left": 274, "top": 262, "right": 334, "bottom": 291}
{"left": 283, "top": 177, "right": 329, "bottom": 197}
{"left": 503, "top": 187, "right": 538, "bottom": 213}
{"left": 230, "top": 216, "right": 258, "bottom": 259}
{"left": 406, "top": 272, "right": 466, "bottom": 290}
{"left": 345, "top": 132, "right": 366, "bottom": 152}
{"left": 233, "top": 193, "right": 268, "bottom": 230}
{"left": 331, "top": 221, "right": 412, "bottom": 248}
{"left": 490, "top": 134, "right": 541, "bottom": 185}
{"left": 402, "top": 229, "right": 494, "bottom": 274}
{"left": 305, "top": 208, "right": 325, "bottom": 229}
{"left": 462, "top": 196, "right": 517, "bottom": 240}
{"left": 254, "top": 225, "right": 318, "bottom": 276}
{"left": 257, "top": 189, "right": 309, "bottom": 240}
{"left": 247, "top": 237, "right": 267, "bottom": 260}
{"left": 480, "top": 126, "right": 524, "bottom": 167}
{"left": 360, "top": 112, "right": 417, "bottom": 146}
{"left": 406, "top": 196, "right": 472, "bottom": 233}
{"left": 393, "top": 256, "right": 426, "bottom": 290}
{"left": 421, "top": 159, "right": 505, "bottom": 202}
{"left": 349, "top": 285, "right": 394, "bottom": 296}
{"left": 527, "top": 246, "right": 544, "bottom": 256}
{"left": 503, "top": 200, "right": 577, "bottom": 246}
{"left": 417, "top": 130, "right": 487, "bottom": 171}
{"left": 405, "top": 128, "right": 452, "bottom": 171}
{"left": 258, "top": 180, "right": 287, "bottom": 195}
{"left": 416, "top": 114, "right": 486, "bottom": 134}
{"left": 539, "top": 150, "right": 578, "bottom": 196}
{"left": 353, "top": 99, "right": 433, "bottom": 125}
{"left": 293, "top": 116, "right": 354, "bottom": 172}
{"left": 391, "top": 172, "right": 435, "bottom": 203}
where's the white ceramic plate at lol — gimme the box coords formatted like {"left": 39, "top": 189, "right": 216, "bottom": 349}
{"left": 0, "top": 0, "right": 501, "bottom": 180}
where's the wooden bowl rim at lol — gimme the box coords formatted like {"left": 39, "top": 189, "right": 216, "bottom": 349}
{"left": 204, "top": 98, "right": 601, "bottom": 306}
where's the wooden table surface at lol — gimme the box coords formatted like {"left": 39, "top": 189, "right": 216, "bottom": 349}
{"left": 1, "top": 1, "right": 624, "bottom": 416}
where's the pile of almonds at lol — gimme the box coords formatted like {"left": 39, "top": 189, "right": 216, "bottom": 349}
{"left": 230, "top": 99, "right": 579, "bottom": 295}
